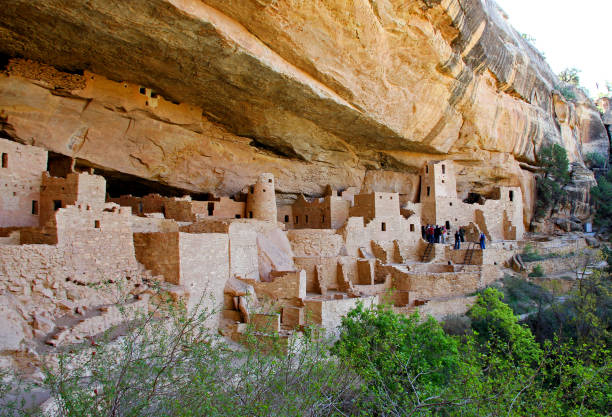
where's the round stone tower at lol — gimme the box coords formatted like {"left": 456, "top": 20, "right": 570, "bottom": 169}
{"left": 246, "top": 173, "right": 277, "bottom": 222}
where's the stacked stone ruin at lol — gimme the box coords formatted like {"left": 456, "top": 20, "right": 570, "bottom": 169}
{"left": 0, "top": 136, "right": 563, "bottom": 349}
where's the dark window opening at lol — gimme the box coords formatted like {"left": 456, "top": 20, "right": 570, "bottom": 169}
{"left": 389, "top": 196, "right": 393, "bottom": 200}
{"left": 53, "top": 200, "right": 62, "bottom": 211}
{"left": 263, "top": 189, "right": 266, "bottom": 192}
{"left": 207, "top": 202, "right": 214, "bottom": 216}
{"left": 31, "top": 200, "right": 38, "bottom": 215}
{"left": 138, "top": 202, "right": 143, "bottom": 213}
{"left": 94, "top": 220, "right": 100, "bottom": 228}
{"left": 381, "top": 222, "right": 386, "bottom": 232}
{"left": 150, "top": 92, "right": 158, "bottom": 99}
{"left": 445, "top": 221, "right": 450, "bottom": 229}
{"left": 442, "top": 164, "right": 446, "bottom": 174}
{"left": 1, "top": 153, "right": 7, "bottom": 168}
{"left": 250, "top": 186, "right": 254, "bottom": 194}
{"left": 139, "top": 87, "right": 146, "bottom": 95}
{"left": 425, "top": 165, "right": 428, "bottom": 173}
{"left": 449, "top": 202, "right": 453, "bottom": 206}
{"left": 305, "top": 215, "right": 309, "bottom": 224}
{"left": 295, "top": 216, "right": 299, "bottom": 224}
{"left": 427, "top": 186, "right": 430, "bottom": 197}
{"left": 249, "top": 211, "right": 253, "bottom": 219}
{"left": 284, "top": 215, "right": 289, "bottom": 222}
{"left": 442, "top": 180, "right": 445, "bottom": 183}
{"left": 322, "top": 215, "right": 325, "bottom": 223}
{"left": 509, "top": 190, "right": 514, "bottom": 202}
{"left": 235, "top": 214, "right": 241, "bottom": 219}
{"left": 410, "top": 224, "right": 415, "bottom": 232}
{"left": 268, "top": 179, "right": 272, "bottom": 183}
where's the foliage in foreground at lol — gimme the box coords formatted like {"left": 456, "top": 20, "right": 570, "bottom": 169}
{"left": 2, "top": 281, "right": 610, "bottom": 416}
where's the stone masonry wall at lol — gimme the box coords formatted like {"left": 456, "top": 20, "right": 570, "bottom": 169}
{"left": 0, "top": 138, "right": 47, "bottom": 227}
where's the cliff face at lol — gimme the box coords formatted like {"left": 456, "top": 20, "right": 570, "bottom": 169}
{"left": 0, "top": 0, "right": 607, "bottom": 221}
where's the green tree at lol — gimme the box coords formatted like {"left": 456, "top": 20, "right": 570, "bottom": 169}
{"left": 535, "top": 143, "right": 570, "bottom": 220}
{"left": 591, "top": 169, "right": 612, "bottom": 231}
{"left": 332, "top": 303, "right": 460, "bottom": 415}
{"left": 559, "top": 67, "right": 581, "bottom": 86}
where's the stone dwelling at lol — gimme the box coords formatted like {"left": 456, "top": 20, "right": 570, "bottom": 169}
{"left": 1, "top": 136, "right": 531, "bottom": 350}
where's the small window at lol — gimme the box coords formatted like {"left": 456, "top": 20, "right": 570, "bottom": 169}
{"left": 138, "top": 202, "right": 143, "bottom": 213}
{"left": 425, "top": 165, "right": 428, "bottom": 173}
{"left": 322, "top": 214, "right": 325, "bottom": 223}
{"left": 249, "top": 211, "right": 253, "bottom": 219}
{"left": 427, "top": 186, "right": 430, "bottom": 197}
{"left": 1, "top": 153, "right": 7, "bottom": 168}
{"left": 32, "top": 200, "right": 38, "bottom": 215}
{"left": 263, "top": 189, "right": 266, "bottom": 192}
{"left": 445, "top": 220, "right": 450, "bottom": 229}
{"left": 207, "top": 202, "right": 214, "bottom": 216}
{"left": 305, "top": 215, "right": 309, "bottom": 224}
{"left": 442, "top": 180, "right": 445, "bottom": 183}
{"left": 509, "top": 190, "right": 514, "bottom": 202}
{"left": 53, "top": 200, "right": 62, "bottom": 211}
{"left": 284, "top": 215, "right": 289, "bottom": 222}
{"left": 268, "top": 179, "right": 272, "bottom": 183}
{"left": 389, "top": 196, "right": 393, "bottom": 200}
{"left": 139, "top": 87, "right": 146, "bottom": 95}
{"left": 379, "top": 195, "right": 382, "bottom": 199}
{"left": 442, "top": 164, "right": 446, "bottom": 174}
{"left": 449, "top": 202, "right": 453, "bottom": 206}
{"left": 381, "top": 222, "right": 386, "bottom": 232}
{"left": 150, "top": 91, "right": 158, "bottom": 99}
{"left": 235, "top": 214, "right": 241, "bottom": 219}
{"left": 250, "top": 186, "right": 254, "bottom": 194}
{"left": 410, "top": 224, "right": 415, "bottom": 232}
{"left": 295, "top": 216, "right": 299, "bottom": 224}
{"left": 94, "top": 220, "right": 100, "bottom": 228}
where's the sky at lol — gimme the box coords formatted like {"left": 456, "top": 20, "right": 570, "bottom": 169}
{"left": 494, "top": 0, "right": 611, "bottom": 97}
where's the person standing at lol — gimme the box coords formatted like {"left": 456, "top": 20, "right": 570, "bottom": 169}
{"left": 434, "top": 225, "right": 440, "bottom": 243}
{"left": 479, "top": 232, "right": 486, "bottom": 250}
{"left": 454, "top": 230, "right": 461, "bottom": 249}
{"left": 459, "top": 227, "right": 465, "bottom": 243}
{"left": 440, "top": 226, "right": 446, "bottom": 244}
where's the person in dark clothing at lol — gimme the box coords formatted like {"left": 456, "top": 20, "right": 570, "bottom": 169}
{"left": 428, "top": 225, "right": 434, "bottom": 243}
{"left": 459, "top": 227, "right": 465, "bottom": 243}
{"left": 479, "top": 232, "right": 486, "bottom": 250}
{"left": 454, "top": 231, "right": 461, "bottom": 249}
{"left": 434, "top": 226, "right": 440, "bottom": 243}
{"left": 421, "top": 225, "right": 426, "bottom": 240}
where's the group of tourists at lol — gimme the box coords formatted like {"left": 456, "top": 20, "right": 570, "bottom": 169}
{"left": 422, "top": 224, "right": 449, "bottom": 244}
{"left": 421, "top": 225, "right": 486, "bottom": 250}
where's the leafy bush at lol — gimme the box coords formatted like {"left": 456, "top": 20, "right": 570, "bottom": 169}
{"left": 24, "top": 300, "right": 356, "bottom": 417}
{"left": 556, "top": 84, "right": 576, "bottom": 101}
{"left": 528, "top": 264, "right": 545, "bottom": 277}
{"left": 332, "top": 303, "right": 459, "bottom": 415}
{"left": 591, "top": 169, "right": 612, "bottom": 231}
{"left": 585, "top": 151, "right": 607, "bottom": 168}
{"left": 501, "top": 275, "right": 553, "bottom": 314}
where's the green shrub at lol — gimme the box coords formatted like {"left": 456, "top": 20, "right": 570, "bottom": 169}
{"left": 528, "top": 264, "right": 545, "bottom": 277}
{"left": 585, "top": 151, "right": 607, "bottom": 168}
{"left": 556, "top": 84, "right": 576, "bottom": 101}
{"left": 501, "top": 275, "right": 553, "bottom": 314}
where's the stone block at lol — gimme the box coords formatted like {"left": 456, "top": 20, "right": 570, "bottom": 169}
{"left": 251, "top": 313, "right": 280, "bottom": 334}
{"left": 281, "top": 306, "right": 304, "bottom": 327}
